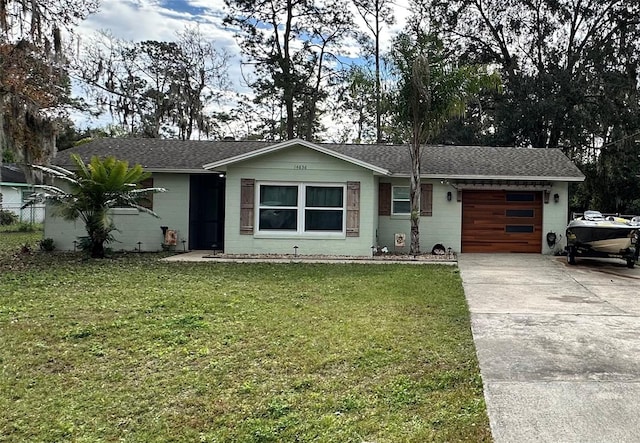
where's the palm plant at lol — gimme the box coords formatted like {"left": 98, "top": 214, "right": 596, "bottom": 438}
{"left": 389, "top": 30, "right": 500, "bottom": 254}
{"left": 24, "top": 154, "right": 166, "bottom": 258}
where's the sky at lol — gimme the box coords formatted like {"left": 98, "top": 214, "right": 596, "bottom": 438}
{"left": 72, "top": 0, "right": 413, "bottom": 138}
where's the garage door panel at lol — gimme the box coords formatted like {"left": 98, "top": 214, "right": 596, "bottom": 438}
{"left": 463, "top": 241, "right": 538, "bottom": 253}
{"left": 504, "top": 219, "right": 537, "bottom": 227}
{"left": 462, "top": 190, "right": 542, "bottom": 253}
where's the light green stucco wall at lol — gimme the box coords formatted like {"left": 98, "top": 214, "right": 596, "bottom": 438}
{"left": 44, "top": 173, "right": 191, "bottom": 252}
{"left": 377, "top": 179, "right": 572, "bottom": 255}
{"left": 42, "top": 150, "right": 574, "bottom": 256}
{"left": 377, "top": 178, "right": 462, "bottom": 253}
{"left": 542, "top": 181, "right": 571, "bottom": 254}
{"left": 224, "top": 146, "right": 377, "bottom": 256}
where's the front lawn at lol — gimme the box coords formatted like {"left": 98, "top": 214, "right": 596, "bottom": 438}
{"left": 0, "top": 224, "right": 43, "bottom": 252}
{"left": 0, "top": 233, "right": 490, "bottom": 442}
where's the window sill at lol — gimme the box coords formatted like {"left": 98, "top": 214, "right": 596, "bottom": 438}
{"left": 109, "top": 208, "right": 139, "bottom": 215}
{"left": 254, "top": 232, "right": 346, "bottom": 240}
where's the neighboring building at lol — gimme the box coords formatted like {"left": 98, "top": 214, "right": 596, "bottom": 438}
{"left": 46, "top": 138, "right": 585, "bottom": 255}
{"left": 0, "top": 164, "right": 45, "bottom": 224}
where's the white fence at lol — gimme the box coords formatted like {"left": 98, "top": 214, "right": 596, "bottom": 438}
{"left": 0, "top": 203, "right": 45, "bottom": 224}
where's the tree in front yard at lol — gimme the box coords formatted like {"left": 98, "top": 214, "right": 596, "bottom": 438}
{"left": 389, "top": 28, "right": 500, "bottom": 254}
{"left": 25, "top": 154, "right": 166, "bottom": 258}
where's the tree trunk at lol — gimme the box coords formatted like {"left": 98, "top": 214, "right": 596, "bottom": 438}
{"left": 91, "top": 240, "right": 106, "bottom": 259}
{"left": 304, "top": 97, "right": 316, "bottom": 141}
{"left": 375, "top": 0, "right": 382, "bottom": 143}
{"left": 87, "top": 216, "right": 108, "bottom": 258}
{"left": 0, "top": 96, "right": 4, "bottom": 207}
{"left": 409, "top": 137, "right": 421, "bottom": 255}
{"left": 285, "top": 93, "right": 295, "bottom": 140}
{"left": 283, "top": 0, "right": 295, "bottom": 140}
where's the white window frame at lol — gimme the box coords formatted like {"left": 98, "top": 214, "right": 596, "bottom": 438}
{"left": 255, "top": 182, "right": 346, "bottom": 238}
{"left": 392, "top": 186, "right": 411, "bottom": 215}
{"left": 21, "top": 188, "right": 35, "bottom": 204}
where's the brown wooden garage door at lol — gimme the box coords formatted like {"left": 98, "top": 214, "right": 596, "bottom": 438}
{"left": 462, "top": 190, "right": 543, "bottom": 253}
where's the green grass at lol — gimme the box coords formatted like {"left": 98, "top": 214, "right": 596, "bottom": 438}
{"left": 0, "top": 222, "right": 43, "bottom": 233}
{"left": 0, "top": 227, "right": 43, "bottom": 255}
{"left": 0, "top": 232, "right": 490, "bottom": 442}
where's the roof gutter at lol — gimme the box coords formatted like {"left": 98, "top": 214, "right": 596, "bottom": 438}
{"left": 392, "top": 173, "right": 585, "bottom": 182}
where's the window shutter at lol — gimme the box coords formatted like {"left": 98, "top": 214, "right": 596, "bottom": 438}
{"left": 240, "top": 178, "right": 255, "bottom": 235}
{"left": 378, "top": 182, "right": 391, "bottom": 216}
{"left": 346, "top": 181, "right": 360, "bottom": 237}
{"left": 420, "top": 183, "right": 433, "bottom": 216}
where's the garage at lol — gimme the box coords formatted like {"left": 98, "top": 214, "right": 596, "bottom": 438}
{"left": 462, "top": 190, "right": 543, "bottom": 253}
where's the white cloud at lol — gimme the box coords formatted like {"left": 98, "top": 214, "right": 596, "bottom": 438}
{"left": 78, "top": 1, "right": 236, "bottom": 50}
{"left": 70, "top": 0, "right": 414, "bottom": 138}
{"left": 80, "top": 1, "right": 176, "bottom": 41}
{"left": 72, "top": 0, "right": 246, "bottom": 129}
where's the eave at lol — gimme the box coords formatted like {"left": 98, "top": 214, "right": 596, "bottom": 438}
{"left": 0, "top": 182, "right": 31, "bottom": 187}
{"left": 392, "top": 173, "right": 586, "bottom": 182}
{"left": 202, "top": 138, "right": 392, "bottom": 176}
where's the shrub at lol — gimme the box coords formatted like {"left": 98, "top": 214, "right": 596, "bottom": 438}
{"left": 39, "top": 238, "right": 55, "bottom": 252}
{"left": 76, "top": 236, "right": 92, "bottom": 253}
{"left": 0, "top": 209, "right": 18, "bottom": 226}
{"left": 16, "top": 222, "right": 35, "bottom": 232}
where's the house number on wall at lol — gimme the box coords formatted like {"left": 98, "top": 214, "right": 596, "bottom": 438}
{"left": 294, "top": 164, "right": 307, "bottom": 170}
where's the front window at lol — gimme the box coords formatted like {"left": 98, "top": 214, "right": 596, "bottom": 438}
{"left": 392, "top": 186, "right": 411, "bottom": 215}
{"left": 257, "top": 183, "right": 345, "bottom": 235}
{"left": 305, "top": 186, "right": 343, "bottom": 231}
{"left": 259, "top": 185, "right": 298, "bottom": 230}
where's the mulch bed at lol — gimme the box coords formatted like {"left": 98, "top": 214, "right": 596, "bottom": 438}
{"left": 204, "top": 252, "right": 457, "bottom": 262}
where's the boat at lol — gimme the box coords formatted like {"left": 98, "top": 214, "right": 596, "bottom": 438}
{"left": 565, "top": 211, "right": 640, "bottom": 268}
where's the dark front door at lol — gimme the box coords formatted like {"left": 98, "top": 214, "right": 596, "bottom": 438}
{"left": 189, "top": 174, "right": 225, "bottom": 250}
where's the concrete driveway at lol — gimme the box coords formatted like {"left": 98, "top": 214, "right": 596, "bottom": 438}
{"left": 459, "top": 254, "right": 640, "bottom": 443}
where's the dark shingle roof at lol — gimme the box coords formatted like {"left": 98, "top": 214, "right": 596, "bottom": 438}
{"left": 0, "top": 164, "right": 28, "bottom": 183}
{"left": 52, "top": 138, "right": 584, "bottom": 180}
{"left": 53, "top": 139, "right": 269, "bottom": 171}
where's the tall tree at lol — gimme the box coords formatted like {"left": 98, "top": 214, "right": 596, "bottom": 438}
{"left": 431, "top": 0, "right": 640, "bottom": 213}
{"left": 56, "top": 122, "right": 129, "bottom": 151}
{"left": 352, "top": 0, "right": 394, "bottom": 142}
{"left": 389, "top": 28, "right": 500, "bottom": 253}
{"left": 0, "top": 0, "right": 98, "bottom": 190}
{"left": 224, "top": 0, "right": 353, "bottom": 141}
{"left": 431, "top": 0, "right": 639, "bottom": 148}
{"left": 75, "top": 26, "right": 230, "bottom": 140}
{"left": 336, "top": 66, "right": 377, "bottom": 143}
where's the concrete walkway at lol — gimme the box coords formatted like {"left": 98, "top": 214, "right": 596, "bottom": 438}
{"left": 459, "top": 254, "right": 640, "bottom": 443}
